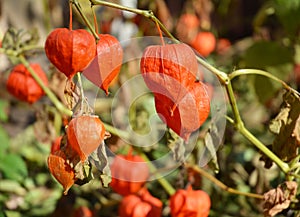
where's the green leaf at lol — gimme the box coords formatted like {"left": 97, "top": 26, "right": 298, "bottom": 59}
{"left": 4, "top": 211, "right": 21, "bottom": 217}
{"left": 274, "top": 0, "right": 300, "bottom": 36}
{"left": 243, "top": 41, "right": 293, "bottom": 69}
{"left": 0, "top": 154, "right": 28, "bottom": 182}
{"left": 243, "top": 41, "right": 293, "bottom": 103}
{"left": 253, "top": 76, "right": 280, "bottom": 104}
{"left": 0, "top": 179, "right": 27, "bottom": 195}
{"left": 0, "top": 100, "right": 9, "bottom": 122}
{"left": 0, "top": 126, "right": 10, "bottom": 157}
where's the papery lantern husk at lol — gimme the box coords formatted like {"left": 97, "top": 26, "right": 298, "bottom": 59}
{"left": 110, "top": 153, "right": 149, "bottom": 196}
{"left": 83, "top": 34, "right": 123, "bottom": 95}
{"left": 170, "top": 185, "right": 211, "bottom": 217}
{"left": 119, "top": 188, "right": 162, "bottom": 217}
{"left": 66, "top": 114, "right": 105, "bottom": 162}
{"left": 140, "top": 43, "right": 199, "bottom": 103}
{"left": 47, "top": 150, "right": 76, "bottom": 195}
{"left": 45, "top": 28, "right": 96, "bottom": 79}
{"left": 6, "top": 63, "right": 48, "bottom": 104}
{"left": 154, "top": 81, "right": 210, "bottom": 141}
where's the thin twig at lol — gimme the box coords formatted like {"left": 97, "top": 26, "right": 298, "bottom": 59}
{"left": 186, "top": 164, "right": 264, "bottom": 199}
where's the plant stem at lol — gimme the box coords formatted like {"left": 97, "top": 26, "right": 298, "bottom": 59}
{"left": 196, "top": 56, "right": 228, "bottom": 83}
{"left": 229, "top": 69, "right": 300, "bottom": 96}
{"left": 90, "top": 0, "right": 228, "bottom": 82}
{"left": 88, "top": 0, "right": 291, "bottom": 178}
{"left": 71, "top": 0, "right": 99, "bottom": 40}
{"left": 18, "top": 55, "right": 73, "bottom": 116}
{"left": 225, "top": 80, "right": 244, "bottom": 128}
{"left": 237, "top": 125, "right": 290, "bottom": 173}
{"left": 138, "top": 151, "right": 176, "bottom": 196}
{"left": 186, "top": 164, "right": 264, "bottom": 199}
{"left": 102, "top": 123, "right": 130, "bottom": 141}
{"left": 0, "top": 46, "right": 44, "bottom": 57}
{"left": 225, "top": 77, "right": 290, "bottom": 173}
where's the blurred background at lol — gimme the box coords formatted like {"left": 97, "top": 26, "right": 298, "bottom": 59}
{"left": 0, "top": 0, "right": 300, "bottom": 216}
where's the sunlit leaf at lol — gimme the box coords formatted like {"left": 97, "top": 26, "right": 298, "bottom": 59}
{"left": 0, "top": 154, "right": 28, "bottom": 182}
{"left": 0, "top": 126, "right": 10, "bottom": 157}
{"left": 0, "top": 100, "right": 9, "bottom": 122}
{"left": 0, "top": 179, "right": 27, "bottom": 195}
{"left": 274, "top": 0, "right": 300, "bottom": 36}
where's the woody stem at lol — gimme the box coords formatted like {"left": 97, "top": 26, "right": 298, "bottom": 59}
{"left": 185, "top": 164, "right": 264, "bottom": 199}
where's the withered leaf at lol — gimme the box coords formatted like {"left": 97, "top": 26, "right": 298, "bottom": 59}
{"left": 268, "top": 91, "right": 300, "bottom": 162}
{"left": 73, "top": 161, "right": 94, "bottom": 186}
{"left": 88, "top": 141, "right": 112, "bottom": 187}
{"left": 33, "top": 106, "right": 58, "bottom": 144}
{"left": 204, "top": 126, "right": 220, "bottom": 173}
{"left": 82, "top": 34, "right": 123, "bottom": 95}
{"left": 167, "top": 129, "right": 185, "bottom": 163}
{"left": 64, "top": 79, "right": 80, "bottom": 111}
{"left": 198, "top": 115, "right": 223, "bottom": 171}
{"left": 49, "top": 70, "right": 68, "bottom": 106}
{"left": 263, "top": 181, "right": 297, "bottom": 217}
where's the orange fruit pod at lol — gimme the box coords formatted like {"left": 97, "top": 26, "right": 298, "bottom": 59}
{"left": 191, "top": 31, "right": 216, "bottom": 57}
{"left": 110, "top": 152, "right": 149, "bottom": 196}
{"left": 83, "top": 34, "right": 123, "bottom": 95}
{"left": 6, "top": 63, "right": 48, "bottom": 104}
{"left": 119, "top": 188, "right": 162, "bottom": 217}
{"left": 140, "top": 43, "right": 198, "bottom": 100}
{"left": 47, "top": 150, "right": 76, "bottom": 195}
{"left": 44, "top": 28, "right": 96, "bottom": 79}
{"left": 66, "top": 114, "right": 106, "bottom": 162}
{"left": 154, "top": 81, "right": 210, "bottom": 141}
{"left": 169, "top": 185, "right": 211, "bottom": 217}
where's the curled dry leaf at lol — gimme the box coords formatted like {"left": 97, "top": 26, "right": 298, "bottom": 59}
{"left": 48, "top": 70, "right": 69, "bottom": 106}
{"left": 64, "top": 79, "right": 80, "bottom": 111}
{"left": 47, "top": 150, "right": 76, "bottom": 195}
{"left": 263, "top": 181, "right": 298, "bottom": 217}
{"left": 88, "top": 141, "right": 112, "bottom": 187}
{"left": 83, "top": 34, "right": 123, "bottom": 95}
{"left": 268, "top": 91, "right": 300, "bottom": 162}
{"left": 44, "top": 28, "right": 96, "bottom": 79}
{"left": 66, "top": 114, "right": 106, "bottom": 162}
